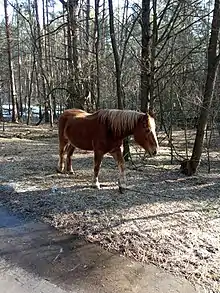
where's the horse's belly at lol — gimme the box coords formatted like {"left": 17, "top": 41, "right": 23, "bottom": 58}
{"left": 65, "top": 121, "right": 95, "bottom": 150}
{"left": 65, "top": 120, "right": 119, "bottom": 152}
{"left": 71, "top": 139, "right": 93, "bottom": 150}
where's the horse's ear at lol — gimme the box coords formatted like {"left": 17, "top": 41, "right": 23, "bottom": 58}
{"left": 148, "top": 109, "right": 156, "bottom": 119}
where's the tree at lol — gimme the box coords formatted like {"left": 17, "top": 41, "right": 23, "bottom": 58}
{"left": 34, "top": 0, "right": 49, "bottom": 122}
{"left": 108, "top": 0, "right": 123, "bottom": 110}
{"left": 94, "top": 0, "right": 101, "bottom": 109}
{"left": 181, "top": 0, "right": 220, "bottom": 175}
{"left": 0, "top": 0, "right": 218, "bottom": 147}
{"left": 62, "top": 0, "right": 85, "bottom": 109}
{"left": 4, "top": 0, "right": 18, "bottom": 123}
{"left": 140, "top": 0, "right": 150, "bottom": 112}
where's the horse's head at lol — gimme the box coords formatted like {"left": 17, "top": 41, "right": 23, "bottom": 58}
{"left": 134, "top": 113, "right": 159, "bottom": 156}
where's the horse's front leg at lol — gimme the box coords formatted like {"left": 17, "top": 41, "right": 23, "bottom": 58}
{"left": 93, "top": 151, "right": 104, "bottom": 189}
{"left": 110, "top": 148, "right": 126, "bottom": 193}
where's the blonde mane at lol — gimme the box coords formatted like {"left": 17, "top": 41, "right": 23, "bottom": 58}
{"left": 97, "top": 109, "right": 144, "bottom": 136}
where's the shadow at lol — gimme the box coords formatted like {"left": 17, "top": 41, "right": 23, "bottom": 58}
{"left": 0, "top": 207, "right": 24, "bottom": 229}
{"left": 0, "top": 205, "right": 203, "bottom": 293}
{"left": 0, "top": 208, "right": 119, "bottom": 293}
{"left": 1, "top": 136, "right": 120, "bottom": 183}
{"left": 1, "top": 168, "right": 219, "bottom": 226}
{"left": 1, "top": 138, "right": 219, "bottom": 225}
{"left": 0, "top": 129, "right": 219, "bottom": 292}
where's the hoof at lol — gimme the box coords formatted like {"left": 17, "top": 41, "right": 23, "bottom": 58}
{"left": 119, "top": 186, "right": 125, "bottom": 194}
{"left": 95, "top": 184, "right": 101, "bottom": 190}
{"left": 92, "top": 183, "right": 101, "bottom": 189}
{"left": 67, "top": 169, "right": 74, "bottom": 175}
{"left": 92, "top": 177, "right": 101, "bottom": 189}
{"left": 57, "top": 167, "right": 64, "bottom": 174}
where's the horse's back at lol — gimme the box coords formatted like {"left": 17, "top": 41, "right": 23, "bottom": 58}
{"left": 58, "top": 109, "right": 97, "bottom": 150}
{"left": 58, "top": 109, "right": 85, "bottom": 141}
{"left": 58, "top": 108, "right": 138, "bottom": 152}
{"left": 59, "top": 109, "right": 89, "bottom": 131}
{"left": 60, "top": 108, "right": 89, "bottom": 119}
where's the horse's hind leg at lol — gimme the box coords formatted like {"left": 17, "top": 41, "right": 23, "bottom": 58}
{"left": 66, "top": 144, "right": 75, "bottom": 174}
{"left": 93, "top": 151, "right": 104, "bottom": 189}
{"left": 110, "top": 148, "right": 126, "bottom": 193}
{"left": 57, "top": 139, "right": 68, "bottom": 173}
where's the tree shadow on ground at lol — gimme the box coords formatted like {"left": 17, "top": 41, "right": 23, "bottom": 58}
{"left": 0, "top": 167, "right": 219, "bottom": 222}
{"left": 0, "top": 209, "right": 124, "bottom": 293}
{"left": 0, "top": 125, "right": 219, "bottom": 292}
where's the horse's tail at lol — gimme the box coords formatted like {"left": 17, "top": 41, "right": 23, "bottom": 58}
{"left": 58, "top": 112, "right": 68, "bottom": 144}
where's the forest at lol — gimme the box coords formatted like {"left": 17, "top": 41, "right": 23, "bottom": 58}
{"left": 0, "top": 0, "right": 220, "bottom": 173}
{"left": 0, "top": 0, "right": 220, "bottom": 292}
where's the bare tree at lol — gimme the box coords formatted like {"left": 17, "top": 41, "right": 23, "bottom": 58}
{"left": 94, "top": 0, "right": 101, "bottom": 109}
{"left": 181, "top": 0, "right": 220, "bottom": 175}
{"left": 4, "top": 0, "right": 18, "bottom": 123}
{"left": 15, "top": 1, "right": 23, "bottom": 119}
{"left": 108, "top": 0, "right": 123, "bottom": 109}
{"left": 140, "top": 0, "right": 150, "bottom": 112}
{"left": 34, "top": 0, "right": 49, "bottom": 122}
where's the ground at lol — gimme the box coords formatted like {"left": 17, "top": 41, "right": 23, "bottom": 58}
{"left": 0, "top": 122, "right": 219, "bottom": 292}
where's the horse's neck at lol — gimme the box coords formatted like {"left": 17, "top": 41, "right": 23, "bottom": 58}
{"left": 121, "top": 127, "right": 135, "bottom": 138}
{"left": 112, "top": 124, "right": 136, "bottom": 139}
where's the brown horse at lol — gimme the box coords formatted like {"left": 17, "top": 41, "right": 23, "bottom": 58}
{"left": 57, "top": 108, "right": 159, "bottom": 192}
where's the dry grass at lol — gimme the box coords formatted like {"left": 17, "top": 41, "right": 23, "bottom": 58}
{"left": 0, "top": 122, "right": 219, "bottom": 293}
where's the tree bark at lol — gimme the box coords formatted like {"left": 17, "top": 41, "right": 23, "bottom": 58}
{"left": 108, "top": 0, "right": 130, "bottom": 160}
{"left": 16, "top": 2, "right": 22, "bottom": 120}
{"left": 108, "top": 0, "right": 123, "bottom": 110}
{"left": 94, "top": 0, "right": 101, "bottom": 109}
{"left": 149, "top": 0, "right": 157, "bottom": 112}
{"left": 34, "top": 0, "right": 49, "bottom": 122}
{"left": 65, "top": 0, "right": 85, "bottom": 109}
{"left": 140, "top": 0, "right": 151, "bottom": 113}
{"left": 4, "top": 0, "right": 18, "bottom": 123}
{"left": 181, "top": 0, "right": 220, "bottom": 175}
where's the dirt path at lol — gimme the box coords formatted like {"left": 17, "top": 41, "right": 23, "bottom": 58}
{"left": 0, "top": 206, "right": 200, "bottom": 293}
{"left": 0, "top": 123, "right": 219, "bottom": 292}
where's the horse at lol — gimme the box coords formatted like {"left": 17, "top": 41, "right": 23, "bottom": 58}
{"left": 57, "top": 108, "right": 159, "bottom": 193}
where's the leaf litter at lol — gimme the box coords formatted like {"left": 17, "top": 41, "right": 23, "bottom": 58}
{"left": 0, "top": 123, "right": 220, "bottom": 292}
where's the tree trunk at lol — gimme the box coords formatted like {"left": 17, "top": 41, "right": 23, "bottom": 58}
{"left": 44, "top": 0, "right": 54, "bottom": 126}
{"left": 84, "top": 0, "right": 90, "bottom": 102}
{"left": 94, "top": 0, "right": 101, "bottom": 109}
{"left": 108, "top": 0, "right": 123, "bottom": 110}
{"left": 4, "top": 0, "right": 18, "bottom": 123}
{"left": 181, "top": 0, "right": 220, "bottom": 175}
{"left": 0, "top": 97, "right": 3, "bottom": 121}
{"left": 108, "top": 0, "right": 130, "bottom": 160}
{"left": 64, "top": 0, "right": 74, "bottom": 109}
{"left": 34, "top": 0, "right": 49, "bottom": 122}
{"left": 16, "top": 3, "right": 22, "bottom": 120}
{"left": 140, "top": 0, "right": 151, "bottom": 113}
{"left": 67, "top": 0, "right": 84, "bottom": 109}
{"left": 149, "top": 0, "right": 157, "bottom": 112}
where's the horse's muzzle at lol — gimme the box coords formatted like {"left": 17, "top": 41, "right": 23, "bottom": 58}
{"left": 152, "top": 149, "right": 158, "bottom": 156}
{"left": 148, "top": 149, "right": 158, "bottom": 156}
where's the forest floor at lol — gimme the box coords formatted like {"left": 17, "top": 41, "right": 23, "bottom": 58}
{"left": 0, "top": 122, "right": 219, "bottom": 293}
